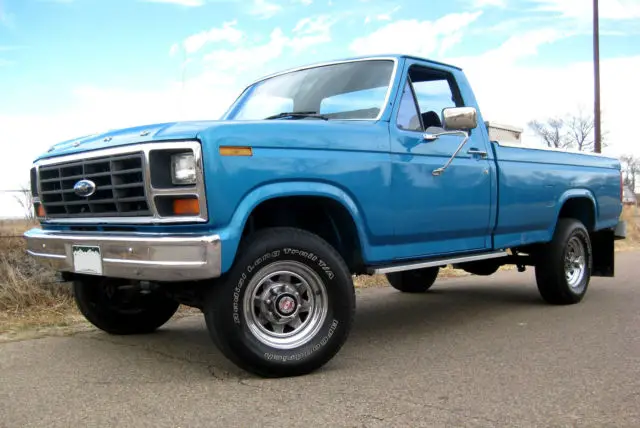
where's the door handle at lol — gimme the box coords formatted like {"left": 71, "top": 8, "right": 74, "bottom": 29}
{"left": 467, "top": 148, "right": 488, "bottom": 158}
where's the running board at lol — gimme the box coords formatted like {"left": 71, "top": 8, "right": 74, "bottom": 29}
{"left": 367, "top": 250, "right": 509, "bottom": 275}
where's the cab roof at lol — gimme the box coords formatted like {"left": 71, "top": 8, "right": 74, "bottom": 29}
{"left": 248, "top": 54, "right": 462, "bottom": 87}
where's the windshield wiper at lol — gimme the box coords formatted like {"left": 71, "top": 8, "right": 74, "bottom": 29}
{"left": 264, "top": 111, "right": 329, "bottom": 121}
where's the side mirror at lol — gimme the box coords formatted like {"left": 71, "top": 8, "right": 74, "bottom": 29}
{"left": 443, "top": 107, "right": 478, "bottom": 131}
{"left": 422, "top": 107, "right": 479, "bottom": 176}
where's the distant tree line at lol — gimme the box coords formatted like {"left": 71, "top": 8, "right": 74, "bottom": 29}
{"left": 621, "top": 155, "right": 639, "bottom": 193}
{"left": 527, "top": 108, "right": 606, "bottom": 152}
{"left": 528, "top": 108, "right": 637, "bottom": 193}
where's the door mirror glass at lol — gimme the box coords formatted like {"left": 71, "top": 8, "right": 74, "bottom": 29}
{"left": 443, "top": 107, "right": 478, "bottom": 130}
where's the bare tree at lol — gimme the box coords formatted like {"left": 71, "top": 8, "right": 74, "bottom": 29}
{"left": 565, "top": 108, "right": 595, "bottom": 151}
{"left": 527, "top": 117, "right": 569, "bottom": 149}
{"left": 565, "top": 108, "right": 608, "bottom": 152}
{"left": 529, "top": 108, "right": 607, "bottom": 152}
{"left": 621, "top": 154, "right": 639, "bottom": 192}
{"left": 13, "top": 185, "right": 35, "bottom": 223}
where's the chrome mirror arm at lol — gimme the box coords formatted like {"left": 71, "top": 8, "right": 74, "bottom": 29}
{"left": 424, "top": 130, "right": 470, "bottom": 176}
{"left": 422, "top": 130, "right": 468, "bottom": 141}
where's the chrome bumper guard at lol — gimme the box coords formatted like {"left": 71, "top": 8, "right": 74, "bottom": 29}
{"left": 24, "top": 228, "right": 221, "bottom": 282}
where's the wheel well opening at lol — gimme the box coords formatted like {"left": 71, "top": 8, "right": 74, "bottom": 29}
{"left": 242, "top": 196, "right": 364, "bottom": 274}
{"left": 558, "top": 198, "right": 595, "bottom": 231}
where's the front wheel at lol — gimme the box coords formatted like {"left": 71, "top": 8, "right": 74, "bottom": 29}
{"left": 534, "top": 218, "right": 592, "bottom": 305}
{"left": 203, "top": 227, "right": 355, "bottom": 378}
{"left": 73, "top": 277, "right": 180, "bottom": 335}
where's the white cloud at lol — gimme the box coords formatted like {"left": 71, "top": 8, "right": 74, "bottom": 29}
{"left": 374, "top": 5, "right": 401, "bottom": 22}
{"left": 0, "top": 2, "right": 15, "bottom": 28}
{"left": 293, "top": 0, "right": 313, "bottom": 4}
{"left": 289, "top": 15, "right": 335, "bottom": 50}
{"left": 438, "top": 26, "right": 639, "bottom": 159}
{"left": 471, "top": 0, "right": 506, "bottom": 7}
{"left": 438, "top": 32, "right": 463, "bottom": 56}
{"left": 458, "top": 28, "right": 567, "bottom": 65}
{"left": 531, "top": 0, "right": 640, "bottom": 20}
{"left": 194, "top": 16, "right": 334, "bottom": 66}
{"left": 204, "top": 27, "right": 289, "bottom": 70}
{"left": 180, "top": 20, "right": 243, "bottom": 54}
{"left": 169, "top": 43, "right": 180, "bottom": 56}
{"left": 249, "top": 0, "right": 282, "bottom": 19}
{"left": 364, "top": 5, "right": 402, "bottom": 24}
{"left": 463, "top": 55, "right": 640, "bottom": 157}
{"left": 351, "top": 12, "right": 483, "bottom": 57}
{"left": 141, "top": 0, "right": 206, "bottom": 5}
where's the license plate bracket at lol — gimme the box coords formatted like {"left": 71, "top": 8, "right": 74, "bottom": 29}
{"left": 72, "top": 245, "right": 103, "bottom": 275}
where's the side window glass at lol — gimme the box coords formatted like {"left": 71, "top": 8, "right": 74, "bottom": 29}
{"left": 396, "top": 81, "right": 422, "bottom": 132}
{"left": 412, "top": 79, "right": 457, "bottom": 116}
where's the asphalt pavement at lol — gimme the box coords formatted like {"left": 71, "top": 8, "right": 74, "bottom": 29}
{"left": 1, "top": 251, "right": 639, "bottom": 427}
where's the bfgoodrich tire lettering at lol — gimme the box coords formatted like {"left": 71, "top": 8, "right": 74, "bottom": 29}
{"left": 534, "top": 218, "right": 592, "bottom": 305}
{"left": 204, "top": 227, "right": 355, "bottom": 378}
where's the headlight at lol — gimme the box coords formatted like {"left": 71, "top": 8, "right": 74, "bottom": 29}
{"left": 171, "top": 153, "right": 197, "bottom": 185}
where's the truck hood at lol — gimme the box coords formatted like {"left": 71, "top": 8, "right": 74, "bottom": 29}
{"left": 36, "top": 120, "right": 222, "bottom": 161}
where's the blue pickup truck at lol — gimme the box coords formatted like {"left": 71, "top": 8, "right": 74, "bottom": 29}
{"left": 25, "top": 54, "right": 626, "bottom": 377}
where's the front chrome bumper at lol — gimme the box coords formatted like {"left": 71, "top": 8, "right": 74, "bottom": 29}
{"left": 24, "top": 228, "right": 221, "bottom": 282}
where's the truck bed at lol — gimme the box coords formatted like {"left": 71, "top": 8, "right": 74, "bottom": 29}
{"left": 491, "top": 142, "right": 622, "bottom": 249}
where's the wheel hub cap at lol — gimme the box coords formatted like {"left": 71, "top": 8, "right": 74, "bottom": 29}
{"left": 276, "top": 294, "right": 297, "bottom": 316}
{"left": 564, "top": 236, "right": 586, "bottom": 289}
{"left": 243, "top": 261, "right": 329, "bottom": 350}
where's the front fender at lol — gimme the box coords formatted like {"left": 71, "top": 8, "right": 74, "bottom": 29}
{"left": 216, "top": 181, "right": 370, "bottom": 273}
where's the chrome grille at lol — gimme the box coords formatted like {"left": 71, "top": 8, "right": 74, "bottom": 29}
{"left": 38, "top": 152, "right": 150, "bottom": 218}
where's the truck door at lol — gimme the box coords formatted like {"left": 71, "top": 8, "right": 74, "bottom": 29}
{"left": 389, "top": 60, "right": 494, "bottom": 259}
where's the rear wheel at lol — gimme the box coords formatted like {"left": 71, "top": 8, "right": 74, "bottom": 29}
{"left": 534, "top": 218, "right": 592, "bottom": 305}
{"left": 73, "top": 277, "right": 180, "bottom": 335}
{"left": 385, "top": 267, "right": 440, "bottom": 293}
{"left": 203, "top": 227, "right": 355, "bottom": 378}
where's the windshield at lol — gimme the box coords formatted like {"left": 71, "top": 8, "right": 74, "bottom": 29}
{"left": 224, "top": 59, "right": 396, "bottom": 121}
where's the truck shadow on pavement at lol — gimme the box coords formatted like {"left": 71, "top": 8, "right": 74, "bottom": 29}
{"left": 75, "top": 277, "right": 561, "bottom": 380}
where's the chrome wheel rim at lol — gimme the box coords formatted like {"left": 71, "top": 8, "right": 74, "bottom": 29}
{"left": 243, "top": 261, "right": 328, "bottom": 350}
{"left": 564, "top": 236, "right": 586, "bottom": 289}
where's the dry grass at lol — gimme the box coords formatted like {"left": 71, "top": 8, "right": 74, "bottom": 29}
{"left": 0, "top": 220, "right": 78, "bottom": 337}
{"left": 615, "top": 205, "right": 640, "bottom": 251}
{"left": 1, "top": 206, "right": 638, "bottom": 338}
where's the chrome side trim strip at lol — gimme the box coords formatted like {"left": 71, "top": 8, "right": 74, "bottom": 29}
{"left": 102, "top": 258, "right": 207, "bottom": 267}
{"left": 368, "top": 251, "right": 508, "bottom": 275}
{"left": 33, "top": 140, "right": 208, "bottom": 225}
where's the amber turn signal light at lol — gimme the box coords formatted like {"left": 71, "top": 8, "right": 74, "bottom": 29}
{"left": 36, "top": 203, "right": 45, "bottom": 217}
{"left": 219, "top": 146, "right": 252, "bottom": 156}
{"left": 172, "top": 198, "right": 200, "bottom": 216}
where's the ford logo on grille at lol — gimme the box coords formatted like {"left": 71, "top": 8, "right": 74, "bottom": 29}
{"left": 74, "top": 179, "right": 97, "bottom": 198}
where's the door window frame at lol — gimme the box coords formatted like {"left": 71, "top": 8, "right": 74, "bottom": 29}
{"left": 391, "top": 61, "right": 467, "bottom": 135}
{"left": 395, "top": 76, "right": 425, "bottom": 132}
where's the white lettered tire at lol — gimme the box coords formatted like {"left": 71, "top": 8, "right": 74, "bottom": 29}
{"left": 534, "top": 218, "right": 592, "bottom": 305}
{"left": 203, "top": 227, "right": 355, "bottom": 377}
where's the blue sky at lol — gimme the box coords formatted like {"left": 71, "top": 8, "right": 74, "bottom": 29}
{"left": 1, "top": 0, "right": 640, "bottom": 216}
